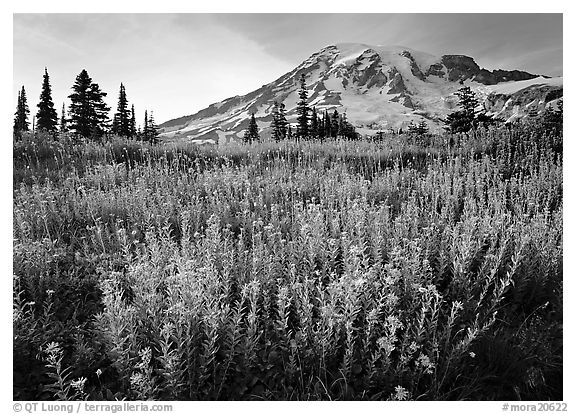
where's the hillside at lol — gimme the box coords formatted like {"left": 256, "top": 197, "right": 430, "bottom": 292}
{"left": 159, "top": 43, "right": 563, "bottom": 142}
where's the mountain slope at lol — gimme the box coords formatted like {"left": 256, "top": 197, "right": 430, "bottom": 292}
{"left": 159, "top": 43, "right": 563, "bottom": 142}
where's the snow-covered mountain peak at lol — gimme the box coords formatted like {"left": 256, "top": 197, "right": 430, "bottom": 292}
{"left": 159, "top": 43, "right": 562, "bottom": 142}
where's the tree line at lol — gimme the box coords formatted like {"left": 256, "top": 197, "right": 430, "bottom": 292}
{"left": 245, "top": 78, "right": 563, "bottom": 144}
{"left": 14, "top": 68, "right": 160, "bottom": 143}
{"left": 243, "top": 74, "right": 359, "bottom": 144}
{"left": 443, "top": 85, "right": 562, "bottom": 136}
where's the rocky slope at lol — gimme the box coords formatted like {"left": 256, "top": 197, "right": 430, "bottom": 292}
{"left": 159, "top": 43, "right": 563, "bottom": 142}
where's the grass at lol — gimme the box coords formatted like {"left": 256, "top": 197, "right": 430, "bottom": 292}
{"left": 13, "top": 126, "right": 562, "bottom": 400}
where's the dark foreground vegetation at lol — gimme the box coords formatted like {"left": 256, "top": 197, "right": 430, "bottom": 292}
{"left": 14, "top": 124, "right": 562, "bottom": 401}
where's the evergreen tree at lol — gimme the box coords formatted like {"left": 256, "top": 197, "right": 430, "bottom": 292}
{"left": 14, "top": 86, "right": 30, "bottom": 137}
{"left": 142, "top": 110, "right": 148, "bottom": 141}
{"left": 36, "top": 68, "right": 58, "bottom": 133}
{"left": 13, "top": 89, "right": 21, "bottom": 137}
{"left": 278, "top": 103, "right": 288, "bottom": 138}
{"left": 68, "top": 69, "right": 110, "bottom": 139}
{"left": 146, "top": 111, "right": 159, "bottom": 144}
{"left": 318, "top": 111, "right": 325, "bottom": 140}
{"left": 60, "top": 103, "right": 67, "bottom": 133}
{"left": 271, "top": 101, "right": 288, "bottom": 141}
{"left": 310, "top": 107, "right": 319, "bottom": 139}
{"left": 89, "top": 82, "right": 110, "bottom": 137}
{"left": 244, "top": 113, "right": 259, "bottom": 144}
{"left": 455, "top": 86, "right": 479, "bottom": 115}
{"left": 337, "top": 112, "right": 358, "bottom": 140}
{"left": 129, "top": 104, "right": 137, "bottom": 138}
{"left": 111, "top": 83, "right": 131, "bottom": 137}
{"left": 287, "top": 124, "right": 293, "bottom": 139}
{"left": 417, "top": 120, "right": 429, "bottom": 135}
{"left": 296, "top": 74, "right": 309, "bottom": 138}
{"left": 323, "top": 110, "right": 331, "bottom": 138}
{"left": 141, "top": 110, "right": 159, "bottom": 143}
{"left": 444, "top": 86, "right": 479, "bottom": 134}
{"left": 338, "top": 112, "right": 345, "bottom": 137}
{"left": 541, "top": 99, "right": 563, "bottom": 136}
{"left": 330, "top": 110, "right": 340, "bottom": 138}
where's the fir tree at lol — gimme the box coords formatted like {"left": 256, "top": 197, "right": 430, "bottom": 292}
{"left": 244, "top": 113, "right": 259, "bottom": 144}
{"left": 14, "top": 86, "right": 30, "bottom": 137}
{"left": 36, "top": 68, "right": 58, "bottom": 133}
{"left": 417, "top": 120, "right": 429, "bottom": 135}
{"left": 444, "top": 86, "right": 479, "bottom": 134}
{"left": 541, "top": 99, "right": 563, "bottom": 136}
{"left": 13, "top": 89, "right": 21, "bottom": 137}
{"left": 68, "top": 69, "right": 110, "bottom": 139}
{"left": 60, "top": 103, "right": 67, "bottom": 133}
{"left": 129, "top": 104, "right": 137, "bottom": 138}
{"left": 310, "top": 107, "right": 319, "bottom": 139}
{"left": 142, "top": 110, "right": 159, "bottom": 143}
{"left": 330, "top": 110, "right": 340, "bottom": 138}
{"left": 323, "top": 110, "right": 331, "bottom": 138}
{"left": 278, "top": 103, "right": 288, "bottom": 138}
{"left": 111, "top": 83, "right": 131, "bottom": 137}
{"left": 142, "top": 110, "right": 148, "bottom": 141}
{"left": 296, "top": 74, "right": 309, "bottom": 138}
{"left": 455, "top": 86, "right": 479, "bottom": 115}
{"left": 271, "top": 101, "right": 287, "bottom": 141}
{"left": 146, "top": 111, "right": 159, "bottom": 143}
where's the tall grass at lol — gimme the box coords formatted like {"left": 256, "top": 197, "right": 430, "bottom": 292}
{"left": 13, "top": 128, "right": 562, "bottom": 400}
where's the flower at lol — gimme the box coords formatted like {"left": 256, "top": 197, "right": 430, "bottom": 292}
{"left": 71, "top": 377, "right": 87, "bottom": 391}
{"left": 392, "top": 385, "right": 410, "bottom": 401}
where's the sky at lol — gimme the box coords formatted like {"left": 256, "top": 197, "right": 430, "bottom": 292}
{"left": 13, "top": 13, "right": 562, "bottom": 125}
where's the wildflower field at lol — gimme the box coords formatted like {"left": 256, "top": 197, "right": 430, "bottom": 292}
{"left": 13, "top": 128, "right": 563, "bottom": 401}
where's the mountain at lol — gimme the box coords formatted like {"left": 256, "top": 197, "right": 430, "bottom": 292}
{"left": 159, "top": 43, "right": 563, "bottom": 142}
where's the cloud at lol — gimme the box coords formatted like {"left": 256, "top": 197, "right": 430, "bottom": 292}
{"left": 13, "top": 13, "right": 562, "bottom": 124}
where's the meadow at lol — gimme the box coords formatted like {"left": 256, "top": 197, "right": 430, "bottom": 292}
{"left": 13, "top": 127, "right": 563, "bottom": 400}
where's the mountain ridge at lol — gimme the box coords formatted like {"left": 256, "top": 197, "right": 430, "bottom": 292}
{"left": 159, "top": 43, "right": 562, "bottom": 142}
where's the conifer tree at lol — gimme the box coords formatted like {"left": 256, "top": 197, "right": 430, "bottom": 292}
{"left": 111, "top": 83, "right": 131, "bottom": 137}
{"left": 142, "top": 110, "right": 159, "bottom": 143}
{"left": 323, "top": 110, "right": 331, "bottom": 138}
{"left": 13, "top": 89, "right": 21, "bottom": 137}
{"left": 278, "top": 103, "right": 288, "bottom": 138}
{"left": 417, "top": 120, "right": 429, "bottom": 135}
{"left": 271, "top": 101, "right": 282, "bottom": 141}
{"left": 60, "top": 103, "right": 67, "bottom": 133}
{"left": 296, "top": 74, "right": 309, "bottom": 138}
{"left": 36, "top": 68, "right": 58, "bottom": 133}
{"left": 14, "top": 86, "right": 30, "bottom": 137}
{"left": 244, "top": 113, "right": 259, "bottom": 144}
{"left": 147, "top": 111, "right": 159, "bottom": 144}
{"left": 310, "top": 107, "right": 319, "bottom": 139}
{"left": 68, "top": 69, "right": 110, "bottom": 139}
{"left": 129, "top": 104, "right": 137, "bottom": 138}
{"left": 142, "top": 110, "right": 148, "bottom": 141}
{"left": 271, "top": 101, "right": 288, "bottom": 141}
{"left": 444, "top": 86, "right": 480, "bottom": 134}
{"left": 330, "top": 110, "right": 340, "bottom": 138}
